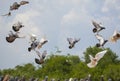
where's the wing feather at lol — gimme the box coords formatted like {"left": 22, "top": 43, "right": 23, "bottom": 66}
{"left": 95, "top": 50, "right": 107, "bottom": 61}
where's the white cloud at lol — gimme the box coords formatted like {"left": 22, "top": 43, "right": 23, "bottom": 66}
{"left": 61, "top": 9, "right": 80, "bottom": 24}
{"left": 102, "top": 0, "right": 120, "bottom": 13}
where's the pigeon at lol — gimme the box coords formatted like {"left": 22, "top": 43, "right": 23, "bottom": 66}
{"left": 95, "top": 34, "right": 108, "bottom": 47}
{"left": 35, "top": 50, "right": 47, "bottom": 64}
{"left": 2, "top": 12, "right": 11, "bottom": 16}
{"left": 10, "top": 1, "right": 29, "bottom": 11}
{"left": 28, "top": 41, "right": 39, "bottom": 52}
{"left": 87, "top": 50, "right": 107, "bottom": 68}
{"left": 67, "top": 38, "right": 80, "bottom": 49}
{"left": 110, "top": 30, "right": 120, "bottom": 42}
{"left": 92, "top": 20, "right": 105, "bottom": 33}
{"left": 12, "top": 21, "right": 24, "bottom": 32}
{"left": 6, "top": 31, "right": 25, "bottom": 43}
{"left": 37, "top": 37, "right": 48, "bottom": 49}
{"left": 19, "top": 1, "right": 29, "bottom": 5}
{"left": 29, "top": 34, "right": 37, "bottom": 43}
{"left": 55, "top": 46, "right": 62, "bottom": 53}
{"left": 10, "top": 2, "right": 21, "bottom": 11}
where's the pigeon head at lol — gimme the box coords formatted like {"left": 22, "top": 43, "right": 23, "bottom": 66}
{"left": 28, "top": 47, "right": 32, "bottom": 52}
{"left": 93, "top": 28, "right": 97, "bottom": 33}
{"left": 116, "top": 33, "right": 120, "bottom": 37}
{"left": 96, "top": 43, "right": 100, "bottom": 47}
{"left": 69, "top": 45, "right": 73, "bottom": 49}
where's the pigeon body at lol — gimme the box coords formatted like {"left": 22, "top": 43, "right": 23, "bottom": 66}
{"left": 28, "top": 41, "right": 39, "bottom": 52}
{"left": 10, "top": 2, "right": 21, "bottom": 11}
{"left": 6, "top": 31, "right": 25, "bottom": 43}
{"left": 6, "top": 31, "right": 19, "bottom": 43}
{"left": 87, "top": 50, "right": 107, "bottom": 68}
{"left": 67, "top": 38, "right": 80, "bottom": 49}
{"left": 110, "top": 30, "right": 120, "bottom": 42}
{"left": 12, "top": 22, "right": 24, "bottom": 32}
{"left": 92, "top": 20, "right": 105, "bottom": 33}
{"left": 35, "top": 50, "right": 47, "bottom": 64}
{"left": 95, "top": 34, "right": 108, "bottom": 47}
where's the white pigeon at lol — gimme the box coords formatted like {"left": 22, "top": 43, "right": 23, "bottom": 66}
{"left": 110, "top": 30, "right": 120, "bottom": 42}
{"left": 95, "top": 34, "right": 108, "bottom": 47}
{"left": 87, "top": 50, "right": 107, "bottom": 68}
{"left": 37, "top": 36, "right": 48, "bottom": 49}
{"left": 92, "top": 20, "right": 105, "bottom": 33}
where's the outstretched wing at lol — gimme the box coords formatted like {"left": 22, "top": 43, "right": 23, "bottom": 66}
{"left": 89, "top": 55, "right": 94, "bottom": 61}
{"left": 35, "top": 50, "right": 41, "bottom": 58}
{"left": 95, "top": 34, "right": 104, "bottom": 44}
{"left": 92, "top": 20, "right": 100, "bottom": 28}
{"left": 20, "top": 1, "right": 29, "bottom": 5}
{"left": 67, "top": 38, "right": 74, "bottom": 44}
{"left": 112, "top": 30, "right": 117, "bottom": 36}
{"left": 74, "top": 38, "right": 80, "bottom": 43}
{"left": 42, "top": 50, "right": 47, "bottom": 59}
{"left": 95, "top": 50, "right": 107, "bottom": 61}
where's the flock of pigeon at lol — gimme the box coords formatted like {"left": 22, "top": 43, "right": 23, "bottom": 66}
{"left": 2, "top": 1, "right": 120, "bottom": 68}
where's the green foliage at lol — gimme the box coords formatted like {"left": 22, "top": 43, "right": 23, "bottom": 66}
{"left": 0, "top": 47, "right": 120, "bottom": 81}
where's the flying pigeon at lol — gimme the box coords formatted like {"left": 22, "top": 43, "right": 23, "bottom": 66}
{"left": 28, "top": 41, "right": 39, "bottom": 52}
{"left": 10, "top": 2, "right": 21, "bottom": 11}
{"left": 2, "top": 12, "right": 11, "bottom": 16}
{"left": 35, "top": 50, "right": 47, "bottom": 64}
{"left": 12, "top": 21, "right": 24, "bottom": 32}
{"left": 110, "top": 30, "right": 120, "bottom": 42}
{"left": 37, "top": 37, "right": 48, "bottom": 49}
{"left": 95, "top": 34, "right": 108, "bottom": 47}
{"left": 92, "top": 20, "right": 105, "bottom": 33}
{"left": 87, "top": 50, "right": 107, "bottom": 68}
{"left": 55, "top": 46, "right": 62, "bottom": 53}
{"left": 67, "top": 38, "right": 80, "bottom": 49}
{"left": 6, "top": 31, "right": 25, "bottom": 43}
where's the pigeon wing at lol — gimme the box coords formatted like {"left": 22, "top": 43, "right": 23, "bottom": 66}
{"left": 92, "top": 20, "right": 100, "bottom": 28}
{"left": 35, "top": 50, "right": 41, "bottom": 58}
{"left": 95, "top": 34, "right": 104, "bottom": 45}
{"left": 42, "top": 50, "right": 47, "bottom": 59}
{"left": 95, "top": 50, "right": 107, "bottom": 61}
{"left": 67, "top": 38, "right": 74, "bottom": 44}
{"left": 89, "top": 55, "right": 94, "bottom": 61}
{"left": 20, "top": 1, "right": 29, "bottom": 5}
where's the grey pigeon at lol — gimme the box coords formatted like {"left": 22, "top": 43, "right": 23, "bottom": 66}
{"left": 67, "top": 38, "right": 80, "bottom": 49}
{"left": 6, "top": 31, "right": 25, "bottom": 43}
{"left": 28, "top": 41, "right": 39, "bottom": 52}
{"left": 10, "top": 2, "right": 21, "bottom": 11}
{"left": 12, "top": 21, "right": 24, "bottom": 32}
{"left": 35, "top": 50, "right": 47, "bottom": 64}
{"left": 92, "top": 20, "right": 105, "bottom": 33}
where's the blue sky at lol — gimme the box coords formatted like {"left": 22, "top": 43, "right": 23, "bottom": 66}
{"left": 0, "top": 0, "right": 120, "bottom": 69}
